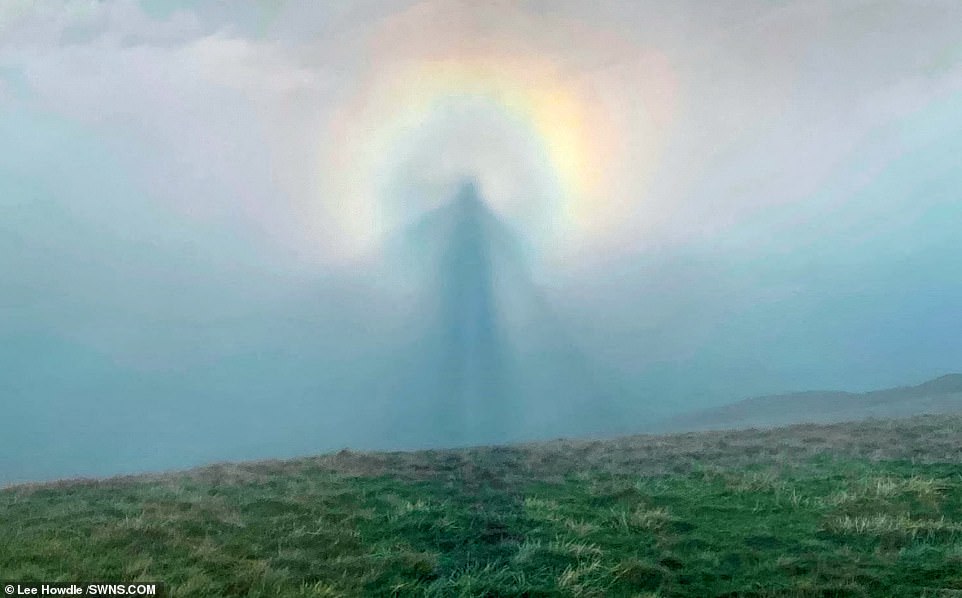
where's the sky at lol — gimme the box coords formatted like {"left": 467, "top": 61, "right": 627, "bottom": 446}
{"left": 2, "top": 0, "right": 962, "bottom": 483}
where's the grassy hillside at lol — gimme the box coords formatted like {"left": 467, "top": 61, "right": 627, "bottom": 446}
{"left": 3, "top": 415, "right": 962, "bottom": 596}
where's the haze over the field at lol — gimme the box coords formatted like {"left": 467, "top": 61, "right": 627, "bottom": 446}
{"left": 2, "top": 0, "right": 962, "bottom": 483}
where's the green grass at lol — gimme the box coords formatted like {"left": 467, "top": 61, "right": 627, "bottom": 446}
{"left": 3, "top": 415, "right": 962, "bottom": 596}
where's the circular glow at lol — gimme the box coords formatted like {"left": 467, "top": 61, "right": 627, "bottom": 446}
{"left": 325, "top": 56, "right": 618, "bottom": 252}
{"left": 315, "top": 5, "right": 678, "bottom": 261}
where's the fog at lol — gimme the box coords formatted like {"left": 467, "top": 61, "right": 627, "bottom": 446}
{"left": 2, "top": 1, "right": 962, "bottom": 484}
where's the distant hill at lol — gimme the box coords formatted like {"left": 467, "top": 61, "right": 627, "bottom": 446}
{"left": 657, "top": 374, "right": 962, "bottom": 432}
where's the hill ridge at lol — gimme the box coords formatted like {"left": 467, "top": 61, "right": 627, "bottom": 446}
{"left": 658, "top": 373, "right": 962, "bottom": 432}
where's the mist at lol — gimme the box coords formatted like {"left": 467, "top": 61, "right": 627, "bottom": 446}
{"left": 2, "top": 0, "right": 962, "bottom": 485}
